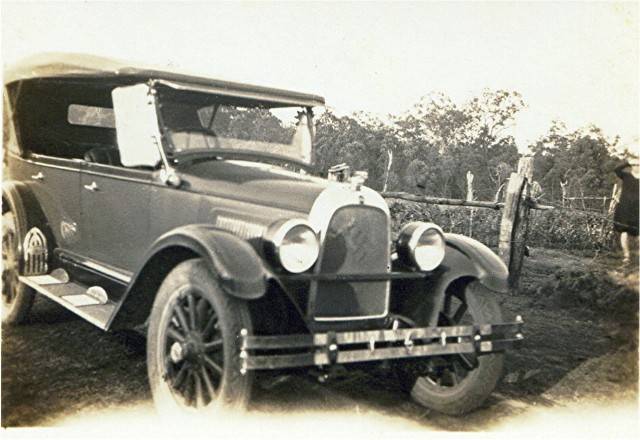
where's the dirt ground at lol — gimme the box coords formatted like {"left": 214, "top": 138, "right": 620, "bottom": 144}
{"left": 1, "top": 247, "right": 638, "bottom": 431}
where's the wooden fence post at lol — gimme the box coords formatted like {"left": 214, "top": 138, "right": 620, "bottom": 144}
{"left": 466, "top": 171, "right": 475, "bottom": 237}
{"left": 499, "top": 156, "right": 534, "bottom": 291}
{"left": 382, "top": 149, "right": 393, "bottom": 193}
{"left": 608, "top": 183, "right": 620, "bottom": 216}
{"left": 560, "top": 180, "right": 568, "bottom": 207}
{"left": 602, "top": 183, "right": 621, "bottom": 246}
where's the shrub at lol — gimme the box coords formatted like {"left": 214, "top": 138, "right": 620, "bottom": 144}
{"left": 388, "top": 199, "right": 618, "bottom": 252}
{"left": 528, "top": 209, "right": 616, "bottom": 252}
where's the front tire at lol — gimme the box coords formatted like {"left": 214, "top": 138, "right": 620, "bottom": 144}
{"left": 409, "top": 281, "right": 504, "bottom": 415}
{"left": 147, "top": 258, "right": 254, "bottom": 413}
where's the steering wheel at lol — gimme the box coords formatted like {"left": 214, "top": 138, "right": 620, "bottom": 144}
{"left": 173, "top": 126, "right": 222, "bottom": 150}
{"left": 198, "top": 127, "right": 221, "bottom": 150}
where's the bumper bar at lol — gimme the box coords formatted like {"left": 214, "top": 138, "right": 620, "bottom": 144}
{"left": 239, "top": 318, "right": 524, "bottom": 372}
{"left": 283, "top": 271, "right": 429, "bottom": 282}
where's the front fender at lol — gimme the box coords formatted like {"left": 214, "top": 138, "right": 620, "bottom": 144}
{"left": 393, "top": 233, "right": 508, "bottom": 326}
{"left": 443, "top": 233, "right": 509, "bottom": 293}
{"left": 110, "top": 225, "right": 268, "bottom": 329}
{"left": 142, "top": 224, "right": 268, "bottom": 299}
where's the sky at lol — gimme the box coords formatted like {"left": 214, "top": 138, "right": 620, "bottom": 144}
{"left": 2, "top": 1, "right": 638, "bottom": 153}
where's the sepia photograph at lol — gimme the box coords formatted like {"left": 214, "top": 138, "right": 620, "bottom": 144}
{"left": 1, "top": 1, "right": 638, "bottom": 437}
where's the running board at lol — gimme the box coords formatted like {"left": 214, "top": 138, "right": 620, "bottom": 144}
{"left": 19, "top": 274, "right": 117, "bottom": 330}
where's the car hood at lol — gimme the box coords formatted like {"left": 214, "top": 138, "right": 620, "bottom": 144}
{"left": 178, "top": 159, "right": 329, "bottom": 214}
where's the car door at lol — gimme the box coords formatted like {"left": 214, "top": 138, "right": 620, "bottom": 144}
{"left": 80, "top": 162, "right": 154, "bottom": 271}
{"left": 7, "top": 152, "right": 84, "bottom": 256}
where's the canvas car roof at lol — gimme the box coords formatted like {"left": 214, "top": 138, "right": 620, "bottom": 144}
{"left": 4, "top": 53, "right": 325, "bottom": 107}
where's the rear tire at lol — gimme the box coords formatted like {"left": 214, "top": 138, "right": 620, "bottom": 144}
{"left": 147, "top": 258, "right": 254, "bottom": 414}
{"left": 2, "top": 210, "right": 35, "bottom": 325}
{"left": 409, "top": 281, "right": 504, "bottom": 415}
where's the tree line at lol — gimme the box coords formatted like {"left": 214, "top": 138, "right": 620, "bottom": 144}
{"left": 312, "top": 89, "right": 628, "bottom": 207}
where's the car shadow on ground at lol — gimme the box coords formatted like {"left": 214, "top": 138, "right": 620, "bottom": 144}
{"left": 3, "top": 284, "right": 635, "bottom": 429}
{"left": 5, "top": 245, "right": 640, "bottom": 429}
{"left": 1, "top": 298, "right": 149, "bottom": 426}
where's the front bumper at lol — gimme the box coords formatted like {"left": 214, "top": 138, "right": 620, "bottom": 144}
{"left": 239, "top": 317, "right": 524, "bottom": 372}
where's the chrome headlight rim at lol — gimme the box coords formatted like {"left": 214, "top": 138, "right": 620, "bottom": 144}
{"left": 396, "top": 221, "right": 446, "bottom": 271}
{"left": 264, "top": 218, "right": 319, "bottom": 274}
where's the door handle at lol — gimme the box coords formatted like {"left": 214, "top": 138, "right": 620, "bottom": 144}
{"left": 31, "top": 172, "right": 44, "bottom": 180}
{"left": 83, "top": 181, "right": 99, "bottom": 192}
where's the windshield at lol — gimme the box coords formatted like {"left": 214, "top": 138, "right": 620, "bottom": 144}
{"left": 157, "top": 94, "right": 315, "bottom": 166}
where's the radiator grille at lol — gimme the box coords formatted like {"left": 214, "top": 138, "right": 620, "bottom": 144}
{"left": 310, "top": 205, "right": 389, "bottom": 320}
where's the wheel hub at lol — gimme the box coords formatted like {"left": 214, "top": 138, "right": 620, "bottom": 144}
{"left": 169, "top": 342, "right": 185, "bottom": 363}
{"left": 170, "top": 333, "right": 205, "bottom": 363}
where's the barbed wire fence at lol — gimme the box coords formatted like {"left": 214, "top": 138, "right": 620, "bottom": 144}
{"left": 388, "top": 200, "right": 621, "bottom": 246}
{"left": 382, "top": 157, "right": 628, "bottom": 291}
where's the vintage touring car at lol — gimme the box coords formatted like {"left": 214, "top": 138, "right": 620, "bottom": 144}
{"left": 2, "top": 54, "right": 523, "bottom": 415}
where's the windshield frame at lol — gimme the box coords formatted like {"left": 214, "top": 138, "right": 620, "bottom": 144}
{"left": 152, "top": 82, "right": 319, "bottom": 170}
{"left": 168, "top": 147, "right": 316, "bottom": 173}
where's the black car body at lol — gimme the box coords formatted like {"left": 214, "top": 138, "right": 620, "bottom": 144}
{"left": 2, "top": 54, "right": 523, "bottom": 415}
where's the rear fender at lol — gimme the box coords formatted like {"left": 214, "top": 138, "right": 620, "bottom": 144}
{"left": 2, "top": 181, "right": 55, "bottom": 272}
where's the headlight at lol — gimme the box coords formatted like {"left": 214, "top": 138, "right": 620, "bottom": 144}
{"left": 396, "top": 222, "right": 445, "bottom": 271}
{"left": 264, "top": 219, "right": 319, "bottom": 273}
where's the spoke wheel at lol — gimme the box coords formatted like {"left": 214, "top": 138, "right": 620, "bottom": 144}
{"left": 163, "top": 287, "right": 224, "bottom": 407}
{"left": 409, "top": 281, "right": 504, "bottom": 415}
{"left": 2, "top": 210, "right": 34, "bottom": 325}
{"left": 147, "top": 258, "right": 253, "bottom": 414}
{"left": 2, "top": 212, "right": 20, "bottom": 305}
{"left": 422, "top": 291, "right": 478, "bottom": 387}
